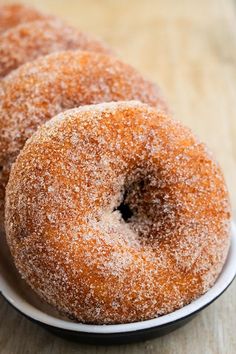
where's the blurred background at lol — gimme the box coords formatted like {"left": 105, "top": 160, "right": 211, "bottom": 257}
{"left": 0, "top": 1, "right": 235, "bottom": 353}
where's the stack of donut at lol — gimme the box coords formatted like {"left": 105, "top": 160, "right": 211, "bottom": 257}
{"left": 0, "top": 3, "right": 231, "bottom": 324}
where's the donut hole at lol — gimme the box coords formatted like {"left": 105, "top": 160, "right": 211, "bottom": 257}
{"left": 113, "top": 170, "right": 176, "bottom": 246}
{"left": 116, "top": 201, "right": 133, "bottom": 222}
{"left": 117, "top": 173, "right": 176, "bottom": 245}
{"left": 115, "top": 190, "right": 133, "bottom": 222}
{"left": 114, "top": 177, "right": 149, "bottom": 224}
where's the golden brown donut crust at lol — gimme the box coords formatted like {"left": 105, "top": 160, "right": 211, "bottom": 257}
{"left": 0, "top": 51, "right": 167, "bottom": 229}
{"left": 5, "top": 101, "right": 231, "bottom": 324}
{"left": 0, "top": 3, "right": 48, "bottom": 33}
{"left": 0, "top": 18, "right": 112, "bottom": 78}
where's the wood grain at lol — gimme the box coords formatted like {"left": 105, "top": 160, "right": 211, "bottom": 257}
{"left": 0, "top": 0, "right": 236, "bottom": 353}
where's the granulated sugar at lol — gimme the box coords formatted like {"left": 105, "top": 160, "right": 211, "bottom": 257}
{"left": 0, "top": 18, "right": 111, "bottom": 78}
{"left": 5, "top": 101, "right": 231, "bottom": 324}
{"left": 0, "top": 50, "right": 167, "bottom": 228}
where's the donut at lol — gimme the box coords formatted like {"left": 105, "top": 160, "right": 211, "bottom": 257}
{"left": 0, "top": 3, "right": 48, "bottom": 33}
{"left": 0, "top": 50, "right": 167, "bottom": 230}
{"left": 5, "top": 101, "right": 230, "bottom": 324}
{"left": 0, "top": 19, "right": 112, "bottom": 78}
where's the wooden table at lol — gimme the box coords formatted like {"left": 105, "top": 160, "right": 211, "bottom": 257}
{"left": 0, "top": 0, "right": 236, "bottom": 353}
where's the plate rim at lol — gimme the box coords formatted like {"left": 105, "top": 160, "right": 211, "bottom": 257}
{"left": 1, "top": 222, "right": 236, "bottom": 334}
{"left": 1, "top": 272, "right": 235, "bottom": 337}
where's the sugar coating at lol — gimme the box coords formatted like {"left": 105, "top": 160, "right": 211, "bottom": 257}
{"left": 5, "top": 101, "right": 231, "bottom": 324}
{"left": 0, "top": 3, "right": 49, "bottom": 34}
{"left": 0, "top": 18, "right": 112, "bottom": 78}
{"left": 0, "top": 50, "right": 167, "bottom": 229}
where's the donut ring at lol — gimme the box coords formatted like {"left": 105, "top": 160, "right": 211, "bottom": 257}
{"left": 0, "top": 50, "right": 167, "bottom": 229}
{"left": 0, "top": 19, "right": 112, "bottom": 78}
{"left": 5, "top": 101, "right": 230, "bottom": 324}
{"left": 0, "top": 4, "right": 48, "bottom": 33}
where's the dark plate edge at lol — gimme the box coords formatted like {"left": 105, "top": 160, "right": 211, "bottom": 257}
{"left": 0, "top": 273, "right": 235, "bottom": 344}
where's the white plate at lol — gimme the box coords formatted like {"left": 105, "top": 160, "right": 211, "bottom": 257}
{"left": 0, "top": 223, "right": 235, "bottom": 338}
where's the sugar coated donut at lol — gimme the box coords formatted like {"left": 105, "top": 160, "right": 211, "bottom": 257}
{"left": 0, "top": 19, "right": 112, "bottom": 78}
{"left": 5, "top": 101, "right": 231, "bottom": 324}
{"left": 0, "top": 3, "right": 47, "bottom": 33}
{"left": 0, "top": 51, "right": 167, "bottom": 229}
